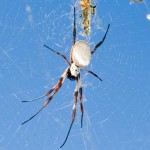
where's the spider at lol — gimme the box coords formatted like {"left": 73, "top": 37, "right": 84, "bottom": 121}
{"left": 22, "top": 7, "right": 110, "bottom": 148}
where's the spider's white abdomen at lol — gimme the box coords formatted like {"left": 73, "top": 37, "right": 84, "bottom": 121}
{"left": 71, "top": 40, "right": 91, "bottom": 68}
{"left": 70, "top": 63, "right": 80, "bottom": 77}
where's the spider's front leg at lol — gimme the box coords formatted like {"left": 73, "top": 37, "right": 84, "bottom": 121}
{"left": 78, "top": 74, "right": 84, "bottom": 128}
{"left": 60, "top": 76, "right": 79, "bottom": 148}
{"left": 21, "top": 67, "right": 69, "bottom": 125}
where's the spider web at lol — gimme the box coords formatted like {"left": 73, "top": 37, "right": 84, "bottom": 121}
{"left": 0, "top": 0, "right": 150, "bottom": 150}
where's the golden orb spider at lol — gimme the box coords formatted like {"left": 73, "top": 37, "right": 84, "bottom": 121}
{"left": 22, "top": 7, "right": 110, "bottom": 148}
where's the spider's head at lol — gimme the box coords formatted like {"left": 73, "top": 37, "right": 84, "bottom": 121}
{"left": 67, "top": 63, "right": 80, "bottom": 81}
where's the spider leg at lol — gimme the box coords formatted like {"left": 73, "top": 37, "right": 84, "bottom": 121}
{"left": 60, "top": 77, "right": 79, "bottom": 148}
{"left": 73, "top": 7, "right": 76, "bottom": 45}
{"left": 22, "top": 87, "right": 56, "bottom": 103}
{"left": 71, "top": 7, "right": 77, "bottom": 63}
{"left": 81, "top": 69, "right": 102, "bottom": 81}
{"left": 22, "top": 67, "right": 70, "bottom": 103}
{"left": 21, "top": 67, "right": 69, "bottom": 125}
{"left": 21, "top": 97, "right": 51, "bottom": 125}
{"left": 78, "top": 75, "right": 84, "bottom": 128}
{"left": 22, "top": 95, "right": 47, "bottom": 103}
{"left": 91, "top": 24, "right": 110, "bottom": 55}
{"left": 44, "top": 45, "right": 70, "bottom": 65}
{"left": 22, "top": 84, "right": 58, "bottom": 103}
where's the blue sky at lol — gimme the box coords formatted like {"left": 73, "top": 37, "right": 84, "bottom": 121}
{"left": 0, "top": 0, "right": 150, "bottom": 150}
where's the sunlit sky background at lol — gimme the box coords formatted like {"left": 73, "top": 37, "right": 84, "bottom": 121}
{"left": 0, "top": 0, "right": 150, "bottom": 150}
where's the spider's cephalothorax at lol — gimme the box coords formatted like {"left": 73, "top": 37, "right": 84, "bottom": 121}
{"left": 22, "top": 6, "right": 110, "bottom": 148}
{"left": 68, "top": 40, "right": 91, "bottom": 80}
{"left": 67, "top": 63, "right": 80, "bottom": 80}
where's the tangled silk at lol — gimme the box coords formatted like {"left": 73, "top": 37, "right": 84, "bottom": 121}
{"left": 80, "top": 0, "right": 96, "bottom": 35}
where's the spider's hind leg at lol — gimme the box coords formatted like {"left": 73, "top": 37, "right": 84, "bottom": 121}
{"left": 73, "top": 6, "right": 76, "bottom": 45}
{"left": 44, "top": 44, "right": 70, "bottom": 65}
{"left": 91, "top": 24, "right": 110, "bottom": 55}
